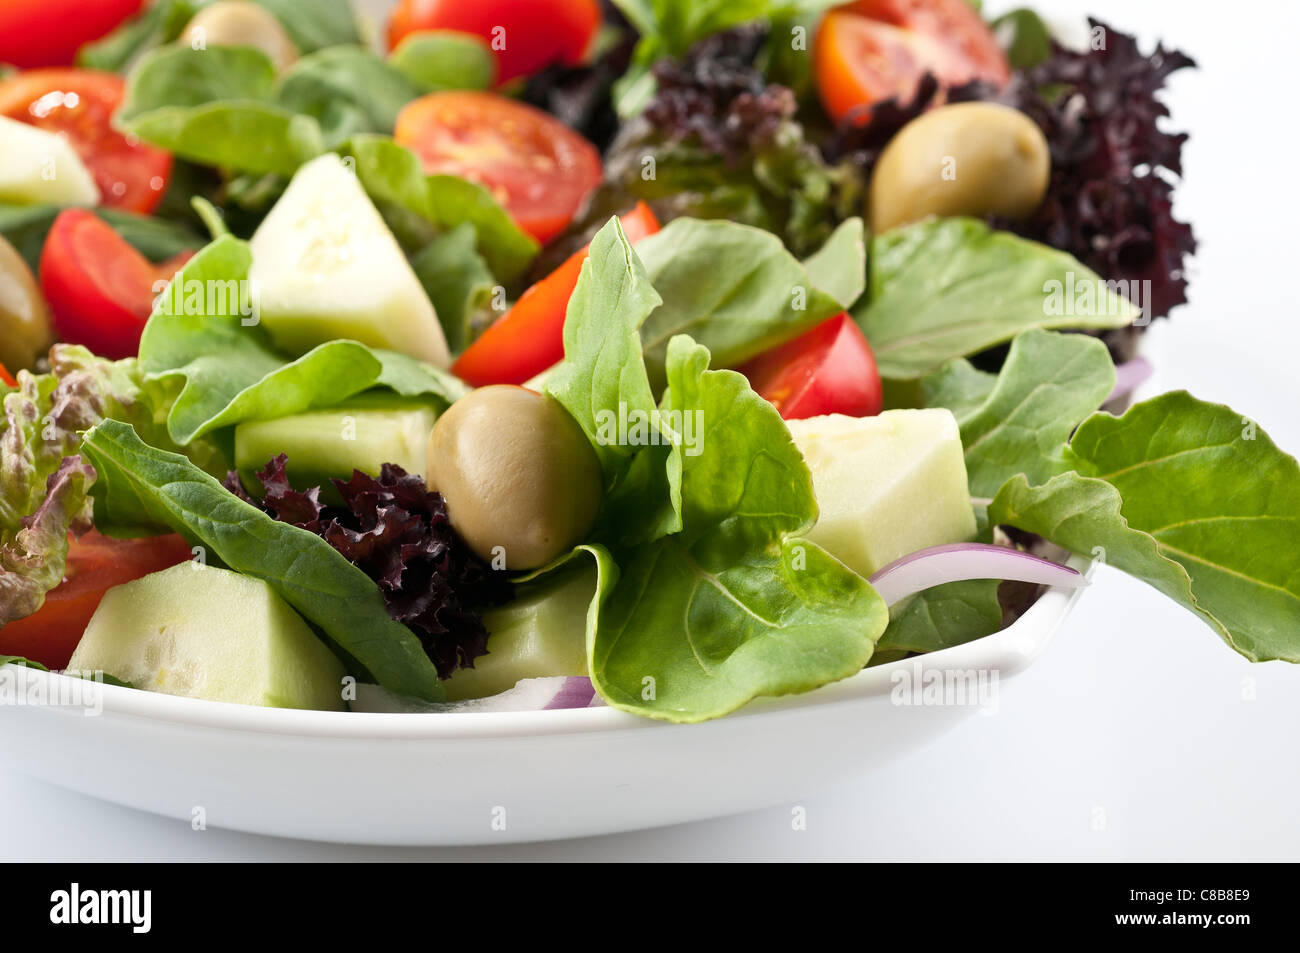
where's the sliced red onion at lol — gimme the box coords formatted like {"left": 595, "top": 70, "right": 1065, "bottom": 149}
{"left": 1108, "top": 356, "right": 1154, "bottom": 403}
{"left": 867, "top": 543, "right": 1087, "bottom": 607}
{"left": 351, "top": 676, "right": 596, "bottom": 714}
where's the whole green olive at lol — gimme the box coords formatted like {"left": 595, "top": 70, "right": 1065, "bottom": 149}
{"left": 178, "top": 2, "right": 298, "bottom": 70}
{"left": 869, "top": 102, "right": 1051, "bottom": 234}
{"left": 0, "top": 234, "right": 53, "bottom": 373}
{"left": 426, "top": 386, "right": 603, "bottom": 571}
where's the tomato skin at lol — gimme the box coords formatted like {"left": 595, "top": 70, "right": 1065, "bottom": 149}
{"left": 395, "top": 91, "right": 602, "bottom": 244}
{"left": 453, "top": 203, "right": 660, "bottom": 387}
{"left": 0, "top": 69, "right": 172, "bottom": 213}
{"left": 0, "top": 0, "right": 143, "bottom": 69}
{"left": 815, "top": 2, "right": 1009, "bottom": 123}
{"left": 387, "top": 0, "right": 601, "bottom": 84}
{"left": 0, "top": 531, "right": 193, "bottom": 670}
{"left": 737, "top": 313, "right": 883, "bottom": 420}
{"left": 0, "top": 364, "right": 15, "bottom": 387}
{"left": 40, "top": 209, "right": 193, "bottom": 361}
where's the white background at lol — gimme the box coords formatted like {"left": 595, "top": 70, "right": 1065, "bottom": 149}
{"left": 2, "top": 0, "right": 1298, "bottom": 860}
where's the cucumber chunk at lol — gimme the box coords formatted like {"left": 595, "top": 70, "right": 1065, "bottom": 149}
{"left": 67, "top": 563, "right": 347, "bottom": 711}
{"left": 0, "top": 116, "right": 99, "bottom": 207}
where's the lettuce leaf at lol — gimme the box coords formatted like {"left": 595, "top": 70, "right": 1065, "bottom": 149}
{"left": 990, "top": 392, "right": 1300, "bottom": 662}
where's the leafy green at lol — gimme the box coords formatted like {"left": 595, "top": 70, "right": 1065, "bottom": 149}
{"left": 585, "top": 336, "right": 888, "bottom": 722}
{"left": 139, "top": 236, "right": 462, "bottom": 445}
{"left": 0, "top": 655, "right": 48, "bottom": 671}
{"left": 948, "top": 330, "right": 1115, "bottom": 497}
{"left": 254, "top": 0, "right": 363, "bottom": 53}
{"left": 918, "top": 359, "right": 997, "bottom": 423}
{"left": 877, "top": 580, "right": 1004, "bottom": 655}
{"left": 126, "top": 101, "right": 325, "bottom": 178}
{"left": 276, "top": 46, "right": 423, "bottom": 146}
{"left": 77, "top": 0, "right": 203, "bottom": 72}
{"left": 119, "top": 45, "right": 278, "bottom": 122}
{"left": 388, "top": 31, "right": 497, "bottom": 92}
{"left": 0, "top": 205, "right": 202, "bottom": 273}
{"left": 634, "top": 217, "right": 864, "bottom": 387}
{"left": 991, "top": 8, "right": 1054, "bottom": 70}
{"left": 410, "top": 225, "right": 499, "bottom": 354}
{"left": 81, "top": 421, "right": 442, "bottom": 701}
{"left": 989, "top": 392, "right": 1300, "bottom": 663}
{"left": 854, "top": 218, "right": 1138, "bottom": 379}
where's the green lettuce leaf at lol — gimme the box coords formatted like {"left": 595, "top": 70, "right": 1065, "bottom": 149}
{"left": 253, "top": 0, "right": 363, "bottom": 53}
{"left": 854, "top": 217, "right": 1139, "bottom": 379}
{"left": 119, "top": 45, "right": 278, "bottom": 122}
{"left": 276, "top": 46, "right": 423, "bottom": 146}
{"left": 126, "top": 101, "right": 325, "bottom": 178}
{"left": 989, "top": 392, "right": 1300, "bottom": 662}
{"left": 876, "top": 580, "right": 1004, "bottom": 655}
{"left": 81, "top": 420, "right": 441, "bottom": 701}
{"left": 410, "top": 224, "right": 499, "bottom": 353}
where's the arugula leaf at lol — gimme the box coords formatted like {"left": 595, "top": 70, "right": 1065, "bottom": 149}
{"left": 854, "top": 218, "right": 1138, "bottom": 379}
{"left": 126, "top": 101, "right": 325, "bottom": 178}
{"left": 410, "top": 224, "right": 498, "bottom": 353}
{"left": 918, "top": 359, "right": 997, "bottom": 422}
{"left": 634, "top": 217, "right": 864, "bottom": 387}
{"left": 139, "top": 236, "right": 462, "bottom": 444}
{"left": 276, "top": 46, "right": 423, "bottom": 146}
{"left": 388, "top": 31, "right": 497, "bottom": 92}
{"left": 951, "top": 330, "right": 1115, "bottom": 497}
{"left": 119, "top": 46, "right": 278, "bottom": 122}
{"left": 877, "top": 580, "right": 1004, "bottom": 655}
{"left": 990, "top": 392, "right": 1300, "bottom": 662}
{"left": 586, "top": 336, "right": 888, "bottom": 722}
{"left": 546, "top": 218, "right": 664, "bottom": 489}
{"left": 81, "top": 421, "right": 442, "bottom": 701}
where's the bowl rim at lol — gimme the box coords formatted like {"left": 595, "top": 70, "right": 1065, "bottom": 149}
{"left": 2, "top": 556, "right": 1094, "bottom": 741}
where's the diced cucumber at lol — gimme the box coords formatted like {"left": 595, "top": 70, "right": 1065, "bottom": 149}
{"left": 0, "top": 116, "right": 99, "bottom": 207}
{"left": 234, "top": 394, "right": 438, "bottom": 491}
{"left": 67, "top": 563, "right": 347, "bottom": 710}
{"left": 442, "top": 565, "right": 596, "bottom": 702}
{"left": 786, "top": 410, "right": 977, "bottom": 578}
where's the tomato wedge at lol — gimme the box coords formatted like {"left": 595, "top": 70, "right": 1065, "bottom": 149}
{"left": 737, "top": 313, "right": 883, "bottom": 420}
{"left": 0, "top": 0, "right": 143, "bottom": 69}
{"left": 40, "top": 209, "right": 194, "bottom": 361}
{"left": 0, "top": 530, "right": 194, "bottom": 670}
{"left": 0, "top": 69, "right": 172, "bottom": 213}
{"left": 453, "top": 203, "right": 660, "bottom": 387}
{"left": 395, "top": 91, "right": 602, "bottom": 244}
{"left": 387, "top": 0, "right": 601, "bottom": 84}
{"left": 0, "top": 364, "right": 16, "bottom": 387}
{"left": 815, "top": 1, "right": 1010, "bottom": 123}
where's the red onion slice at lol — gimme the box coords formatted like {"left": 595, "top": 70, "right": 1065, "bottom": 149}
{"left": 867, "top": 543, "right": 1087, "bottom": 607}
{"left": 1108, "top": 357, "right": 1154, "bottom": 403}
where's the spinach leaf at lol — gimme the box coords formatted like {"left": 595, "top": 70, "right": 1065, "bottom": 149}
{"left": 254, "top": 0, "right": 363, "bottom": 53}
{"left": 585, "top": 336, "right": 888, "bottom": 722}
{"left": 0, "top": 205, "right": 202, "bottom": 272}
{"left": 77, "top": 0, "right": 204, "bottom": 72}
{"left": 990, "top": 392, "right": 1300, "bottom": 662}
{"left": 388, "top": 31, "right": 497, "bottom": 92}
{"left": 854, "top": 218, "right": 1138, "bottom": 379}
{"left": 950, "top": 330, "right": 1115, "bottom": 497}
{"left": 410, "top": 224, "right": 499, "bottom": 354}
{"left": 634, "top": 217, "right": 864, "bottom": 387}
{"left": 81, "top": 421, "right": 442, "bottom": 701}
{"left": 277, "top": 46, "right": 423, "bottom": 146}
{"left": 119, "top": 46, "right": 277, "bottom": 122}
{"left": 126, "top": 101, "right": 325, "bottom": 178}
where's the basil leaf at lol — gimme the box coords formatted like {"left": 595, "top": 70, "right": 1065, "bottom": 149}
{"left": 990, "top": 392, "right": 1300, "bottom": 662}
{"left": 81, "top": 421, "right": 442, "bottom": 701}
{"left": 854, "top": 217, "right": 1139, "bottom": 379}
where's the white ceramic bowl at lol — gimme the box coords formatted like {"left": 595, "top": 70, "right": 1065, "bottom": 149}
{"left": 0, "top": 557, "right": 1090, "bottom": 845}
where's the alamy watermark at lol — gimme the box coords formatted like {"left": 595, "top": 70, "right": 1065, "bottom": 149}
{"left": 594, "top": 402, "right": 705, "bottom": 457}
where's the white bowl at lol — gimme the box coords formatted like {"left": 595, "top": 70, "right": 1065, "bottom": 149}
{"left": 0, "top": 557, "right": 1090, "bottom": 845}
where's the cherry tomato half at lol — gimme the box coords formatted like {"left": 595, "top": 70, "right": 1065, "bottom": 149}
{"left": 0, "top": 364, "right": 16, "bottom": 387}
{"left": 737, "top": 313, "right": 883, "bottom": 420}
{"left": 0, "top": 530, "right": 194, "bottom": 670}
{"left": 40, "top": 209, "right": 193, "bottom": 360}
{"left": 395, "top": 91, "right": 603, "bottom": 244}
{"left": 0, "top": 69, "right": 172, "bottom": 213}
{"left": 453, "top": 203, "right": 660, "bottom": 387}
{"left": 0, "top": 0, "right": 143, "bottom": 69}
{"left": 815, "top": 1, "right": 1010, "bottom": 123}
{"left": 387, "top": 0, "right": 601, "bottom": 84}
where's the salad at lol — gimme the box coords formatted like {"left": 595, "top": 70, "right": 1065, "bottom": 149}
{"left": 0, "top": 0, "right": 1295, "bottom": 724}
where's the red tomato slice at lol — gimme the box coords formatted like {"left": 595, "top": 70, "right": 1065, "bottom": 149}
{"left": 0, "top": 530, "right": 194, "bottom": 670}
{"left": 40, "top": 209, "right": 194, "bottom": 360}
{"left": 387, "top": 0, "right": 601, "bottom": 84}
{"left": 0, "top": 0, "right": 143, "bottom": 69}
{"left": 395, "top": 91, "right": 602, "bottom": 244}
{"left": 815, "top": 2, "right": 1010, "bottom": 123}
{"left": 453, "top": 203, "right": 660, "bottom": 387}
{"left": 0, "top": 69, "right": 172, "bottom": 213}
{"left": 737, "top": 313, "right": 884, "bottom": 420}
{"left": 0, "top": 364, "right": 16, "bottom": 387}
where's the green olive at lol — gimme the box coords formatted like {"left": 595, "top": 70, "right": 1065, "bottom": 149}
{"left": 0, "top": 234, "right": 53, "bottom": 373}
{"left": 869, "top": 102, "right": 1051, "bottom": 234}
{"left": 178, "top": 2, "right": 298, "bottom": 70}
{"left": 426, "top": 386, "right": 603, "bottom": 571}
